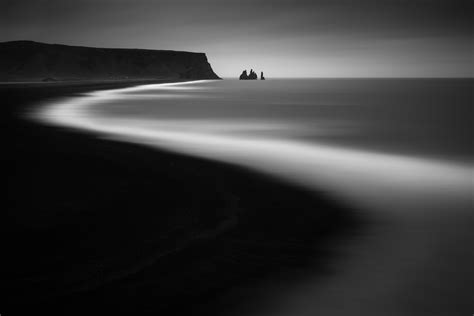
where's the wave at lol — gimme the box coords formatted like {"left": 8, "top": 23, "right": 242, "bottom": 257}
{"left": 34, "top": 80, "right": 474, "bottom": 315}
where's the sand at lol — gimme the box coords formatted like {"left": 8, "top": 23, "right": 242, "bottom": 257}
{"left": 2, "top": 80, "right": 357, "bottom": 315}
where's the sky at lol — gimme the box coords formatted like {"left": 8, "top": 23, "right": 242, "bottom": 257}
{"left": 1, "top": 0, "right": 472, "bottom": 78}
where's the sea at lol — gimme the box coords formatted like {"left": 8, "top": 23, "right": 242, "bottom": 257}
{"left": 37, "top": 78, "right": 474, "bottom": 315}
{"left": 86, "top": 79, "right": 472, "bottom": 161}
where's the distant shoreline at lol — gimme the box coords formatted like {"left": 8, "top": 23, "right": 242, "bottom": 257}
{"left": 0, "top": 40, "right": 221, "bottom": 82}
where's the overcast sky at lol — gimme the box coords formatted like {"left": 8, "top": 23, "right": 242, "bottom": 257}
{"left": 1, "top": 0, "right": 472, "bottom": 77}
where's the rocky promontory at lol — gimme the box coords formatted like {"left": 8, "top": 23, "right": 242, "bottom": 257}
{"left": 0, "top": 41, "right": 220, "bottom": 82}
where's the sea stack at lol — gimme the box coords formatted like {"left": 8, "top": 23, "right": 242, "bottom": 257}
{"left": 239, "top": 69, "right": 259, "bottom": 80}
{"left": 239, "top": 70, "right": 249, "bottom": 80}
{"left": 260, "top": 72, "right": 265, "bottom": 80}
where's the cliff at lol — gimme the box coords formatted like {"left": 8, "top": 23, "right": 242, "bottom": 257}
{"left": 0, "top": 41, "right": 220, "bottom": 82}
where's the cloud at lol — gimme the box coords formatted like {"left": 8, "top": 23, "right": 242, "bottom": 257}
{"left": 1, "top": 0, "right": 472, "bottom": 77}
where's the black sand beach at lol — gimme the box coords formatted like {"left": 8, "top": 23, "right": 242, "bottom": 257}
{"left": 3, "top": 81, "right": 360, "bottom": 315}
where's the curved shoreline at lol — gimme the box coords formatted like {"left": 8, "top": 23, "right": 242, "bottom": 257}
{"left": 3, "top": 80, "right": 360, "bottom": 315}
{"left": 37, "top": 80, "right": 472, "bottom": 209}
{"left": 33, "top": 80, "right": 474, "bottom": 315}
{"left": 5, "top": 80, "right": 244, "bottom": 297}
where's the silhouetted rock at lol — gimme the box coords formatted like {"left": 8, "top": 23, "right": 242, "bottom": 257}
{"left": 239, "top": 69, "right": 258, "bottom": 80}
{"left": 0, "top": 40, "right": 220, "bottom": 81}
{"left": 239, "top": 70, "right": 249, "bottom": 80}
{"left": 249, "top": 69, "right": 257, "bottom": 80}
{"left": 260, "top": 72, "right": 265, "bottom": 80}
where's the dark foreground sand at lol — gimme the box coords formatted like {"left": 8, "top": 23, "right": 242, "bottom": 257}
{"left": 2, "top": 81, "right": 359, "bottom": 315}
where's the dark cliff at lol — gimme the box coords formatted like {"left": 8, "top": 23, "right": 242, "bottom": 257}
{"left": 0, "top": 41, "right": 220, "bottom": 82}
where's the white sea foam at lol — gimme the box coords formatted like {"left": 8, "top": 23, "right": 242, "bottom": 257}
{"left": 34, "top": 80, "right": 474, "bottom": 316}
{"left": 35, "top": 80, "right": 473, "bottom": 213}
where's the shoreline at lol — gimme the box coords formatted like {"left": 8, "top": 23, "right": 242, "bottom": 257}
{"left": 22, "top": 78, "right": 474, "bottom": 316}
{"left": 3, "top": 80, "right": 359, "bottom": 315}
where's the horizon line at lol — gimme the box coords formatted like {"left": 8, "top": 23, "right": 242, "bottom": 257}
{"left": 221, "top": 76, "right": 474, "bottom": 79}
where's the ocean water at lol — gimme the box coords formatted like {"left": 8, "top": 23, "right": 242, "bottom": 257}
{"left": 37, "top": 79, "right": 474, "bottom": 315}
{"left": 91, "top": 78, "right": 473, "bottom": 163}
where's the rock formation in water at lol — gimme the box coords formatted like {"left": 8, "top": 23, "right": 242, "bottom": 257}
{"left": 0, "top": 40, "right": 221, "bottom": 81}
{"left": 239, "top": 70, "right": 249, "bottom": 80}
{"left": 260, "top": 72, "right": 265, "bottom": 80}
{"left": 249, "top": 69, "right": 258, "bottom": 80}
{"left": 239, "top": 69, "right": 259, "bottom": 80}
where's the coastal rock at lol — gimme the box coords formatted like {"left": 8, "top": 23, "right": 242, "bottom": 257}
{"left": 249, "top": 69, "right": 258, "bottom": 80}
{"left": 239, "top": 70, "right": 249, "bottom": 80}
{"left": 0, "top": 40, "right": 221, "bottom": 81}
{"left": 239, "top": 68, "right": 259, "bottom": 80}
{"left": 260, "top": 71, "right": 265, "bottom": 80}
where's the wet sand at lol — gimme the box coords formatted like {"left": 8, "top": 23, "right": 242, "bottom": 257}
{"left": 2, "top": 81, "right": 359, "bottom": 315}
{"left": 31, "top": 80, "right": 474, "bottom": 316}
